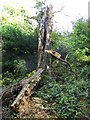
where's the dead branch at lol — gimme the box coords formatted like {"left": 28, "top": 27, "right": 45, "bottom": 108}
{"left": 11, "top": 68, "right": 44, "bottom": 116}
{"left": 45, "top": 50, "right": 77, "bottom": 79}
{"left": 52, "top": 6, "right": 69, "bottom": 17}
{"left": 2, "top": 68, "right": 44, "bottom": 105}
{"left": 53, "top": 6, "right": 64, "bottom": 14}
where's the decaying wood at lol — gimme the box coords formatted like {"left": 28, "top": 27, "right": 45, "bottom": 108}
{"left": 38, "top": 4, "right": 53, "bottom": 69}
{"left": 2, "top": 68, "right": 44, "bottom": 105}
{"left": 11, "top": 68, "right": 44, "bottom": 116}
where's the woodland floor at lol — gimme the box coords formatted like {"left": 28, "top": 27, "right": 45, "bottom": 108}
{"left": 2, "top": 96, "right": 57, "bottom": 119}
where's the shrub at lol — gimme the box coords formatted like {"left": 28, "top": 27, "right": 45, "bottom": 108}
{"left": 2, "top": 71, "right": 14, "bottom": 85}
{"left": 36, "top": 61, "right": 90, "bottom": 119}
{"left": 13, "top": 59, "right": 27, "bottom": 77}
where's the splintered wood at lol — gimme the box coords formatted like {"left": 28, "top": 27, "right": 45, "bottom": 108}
{"left": 11, "top": 84, "right": 31, "bottom": 116}
{"left": 45, "top": 50, "right": 61, "bottom": 59}
{"left": 38, "top": 5, "right": 53, "bottom": 69}
{"left": 11, "top": 68, "right": 44, "bottom": 116}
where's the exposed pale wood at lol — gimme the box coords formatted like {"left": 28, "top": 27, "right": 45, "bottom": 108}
{"left": 45, "top": 49, "right": 72, "bottom": 68}
{"left": 45, "top": 50, "right": 61, "bottom": 59}
{"left": 11, "top": 68, "right": 44, "bottom": 115}
{"left": 11, "top": 5, "right": 53, "bottom": 114}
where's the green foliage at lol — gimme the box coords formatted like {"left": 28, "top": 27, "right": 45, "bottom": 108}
{"left": 36, "top": 62, "right": 90, "bottom": 119}
{"left": 36, "top": 18, "right": 90, "bottom": 119}
{"left": 52, "top": 18, "right": 90, "bottom": 63}
{"left": 1, "top": 2, "right": 90, "bottom": 119}
{"left": 34, "top": 0, "right": 46, "bottom": 22}
{"left": 25, "top": 70, "right": 36, "bottom": 78}
{"left": 2, "top": 69, "right": 36, "bottom": 86}
{"left": 51, "top": 31, "right": 67, "bottom": 50}
{"left": 69, "top": 18, "right": 90, "bottom": 62}
{"left": 13, "top": 59, "right": 27, "bottom": 77}
{"left": 2, "top": 71, "right": 15, "bottom": 86}
{"left": 2, "top": 20, "right": 37, "bottom": 56}
{"left": 1, "top": 3, "right": 38, "bottom": 86}
{"left": 1, "top": 5, "right": 38, "bottom": 74}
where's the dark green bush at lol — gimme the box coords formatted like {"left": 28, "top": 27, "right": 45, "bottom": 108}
{"left": 13, "top": 59, "right": 27, "bottom": 77}
{"left": 2, "top": 71, "right": 14, "bottom": 85}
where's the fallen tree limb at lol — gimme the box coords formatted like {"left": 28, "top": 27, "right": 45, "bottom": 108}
{"left": 1, "top": 68, "right": 44, "bottom": 106}
{"left": 11, "top": 68, "right": 44, "bottom": 116}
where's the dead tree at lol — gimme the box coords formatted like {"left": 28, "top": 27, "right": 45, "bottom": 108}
{"left": 9, "top": 5, "right": 53, "bottom": 116}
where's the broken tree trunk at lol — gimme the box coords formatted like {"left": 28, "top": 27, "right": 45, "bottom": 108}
{"left": 10, "top": 5, "right": 53, "bottom": 116}
{"left": 38, "top": 4, "right": 53, "bottom": 69}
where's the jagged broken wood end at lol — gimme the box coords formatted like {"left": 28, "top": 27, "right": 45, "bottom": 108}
{"left": 45, "top": 50, "right": 61, "bottom": 59}
{"left": 11, "top": 68, "right": 44, "bottom": 116}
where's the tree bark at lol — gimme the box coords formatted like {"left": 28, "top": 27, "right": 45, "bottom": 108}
{"left": 38, "top": 5, "right": 53, "bottom": 69}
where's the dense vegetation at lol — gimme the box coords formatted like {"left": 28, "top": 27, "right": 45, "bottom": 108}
{"left": 36, "top": 18, "right": 90, "bottom": 119}
{"left": 1, "top": 5, "right": 38, "bottom": 85}
{"left": 1, "top": 0, "right": 90, "bottom": 119}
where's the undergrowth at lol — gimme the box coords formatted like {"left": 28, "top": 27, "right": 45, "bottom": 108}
{"left": 36, "top": 61, "right": 90, "bottom": 120}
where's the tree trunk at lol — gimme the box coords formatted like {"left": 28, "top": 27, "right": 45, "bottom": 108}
{"left": 38, "top": 5, "right": 53, "bottom": 69}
